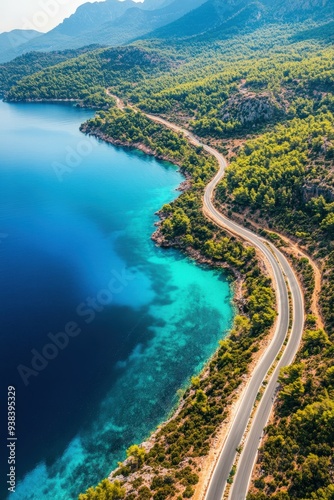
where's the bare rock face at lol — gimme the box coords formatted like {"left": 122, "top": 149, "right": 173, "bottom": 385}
{"left": 220, "top": 90, "right": 285, "bottom": 127}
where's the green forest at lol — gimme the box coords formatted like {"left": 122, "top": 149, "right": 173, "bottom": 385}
{"left": 3, "top": 3, "right": 334, "bottom": 498}
{"left": 0, "top": 45, "right": 101, "bottom": 95}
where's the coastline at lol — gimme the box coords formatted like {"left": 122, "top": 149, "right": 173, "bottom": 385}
{"left": 4, "top": 98, "right": 111, "bottom": 111}
{"left": 80, "top": 123, "right": 188, "bottom": 169}
{"left": 80, "top": 123, "right": 244, "bottom": 308}
{"left": 1, "top": 100, "right": 239, "bottom": 498}
{"left": 79, "top": 115, "right": 277, "bottom": 499}
{"left": 4, "top": 97, "right": 80, "bottom": 103}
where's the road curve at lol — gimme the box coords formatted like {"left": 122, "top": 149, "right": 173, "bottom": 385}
{"left": 145, "top": 113, "right": 304, "bottom": 500}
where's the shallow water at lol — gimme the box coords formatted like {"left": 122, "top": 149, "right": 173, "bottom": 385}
{"left": 0, "top": 101, "right": 234, "bottom": 499}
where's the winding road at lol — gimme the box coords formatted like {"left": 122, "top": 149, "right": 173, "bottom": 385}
{"left": 145, "top": 114, "right": 304, "bottom": 500}
{"left": 202, "top": 146, "right": 304, "bottom": 500}
{"left": 107, "top": 96, "right": 305, "bottom": 499}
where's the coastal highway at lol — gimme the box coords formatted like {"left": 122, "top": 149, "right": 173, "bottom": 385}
{"left": 104, "top": 91, "right": 305, "bottom": 499}
{"left": 145, "top": 114, "right": 304, "bottom": 500}
{"left": 202, "top": 145, "right": 304, "bottom": 500}
{"left": 229, "top": 246, "right": 304, "bottom": 500}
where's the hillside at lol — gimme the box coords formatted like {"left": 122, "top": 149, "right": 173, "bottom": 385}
{"left": 146, "top": 0, "right": 258, "bottom": 39}
{"left": 0, "top": 45, "right": 101, "bottom": 96}
{"left": 56, "top": 0, "right": 207, "bottom": 50}
{"left": 5, "top": 45, "right": 173, "bottom": 104}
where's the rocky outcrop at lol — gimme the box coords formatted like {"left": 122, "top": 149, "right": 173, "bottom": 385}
{"left": 220, "top": 91, "right": 285, "bottom": 128}
{"left": 302, "top": 183, "right": 334, "bottom": 203}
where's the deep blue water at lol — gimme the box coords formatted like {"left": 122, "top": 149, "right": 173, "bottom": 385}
{"left": 0, "top": 101, "right": 233, "bottom": 499}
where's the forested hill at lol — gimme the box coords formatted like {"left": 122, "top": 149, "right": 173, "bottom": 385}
{"left": 3, "top": 45, "right": 173, "bottom": 105}
{"left": 0, "top": 45, "right": 102, "bottom": 96}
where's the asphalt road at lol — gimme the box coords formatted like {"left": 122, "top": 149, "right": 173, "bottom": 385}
{"left": 145, "top": 114, "right": 304, "bottom": 500}
{"left": 229, "top": 247, "right": 304, "bottom": 500}
{"left": 203, "top": 148, "right": 304, "bottom": 500}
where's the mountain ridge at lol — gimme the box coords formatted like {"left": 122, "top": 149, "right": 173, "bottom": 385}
{"left": 0, "top": 29, "right": 42, "bottom": 63}
{"left": 0, "top": 0, "right": 206, "bottom": 64}
{"left": 143, "top": 0, "right": 334, "bottom": 41}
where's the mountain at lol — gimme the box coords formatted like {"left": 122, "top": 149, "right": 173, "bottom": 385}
{"left": 0, "top": 0, "right": 205, "bottom": 63}
{"left": 269, "top": 0, "right": 334, "bottom": 20}
{"left": 146, "top": 0, "right": 334, "bottom": 41}
{"left": 47, "top": 0, "right": 136, "bottom": 38}
{"left": 68, "top": 0, "right": 208, "bottom": 48}
{"left": 0, "top": 30, "right": 42, "bottom": 63}
{"left": 141, "top": 0, "right": 262, "bottom": 40}
{"left": 0, "top": 0, "right": 140, "bottom": 60}
{"left": 0, "top": 29, "right": 41, "bottom": 52}
{"left": 33, "top": 0, "right": 172, "bottom": 40}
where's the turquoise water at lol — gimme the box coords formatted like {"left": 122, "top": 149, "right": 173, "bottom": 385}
{"left": 0, "top": 101, "right": 233, "bottom": 499}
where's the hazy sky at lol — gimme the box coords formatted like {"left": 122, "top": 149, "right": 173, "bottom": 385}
{"left": 1, "top": 0, "right": 141, "bottom": 34}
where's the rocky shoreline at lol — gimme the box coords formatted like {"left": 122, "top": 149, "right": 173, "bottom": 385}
{"left": 4, "top": 98, "right": 109, "bottom": 110}
{"left": 81, "top": 123, "right": 191, "bottom": 175}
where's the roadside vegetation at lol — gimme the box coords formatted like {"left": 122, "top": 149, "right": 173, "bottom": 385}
{"left": 247, "top": 322, "right": 334, "bottom": 499}
{"left": 216, "top": 112, "right": 334, "bottom": 248}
